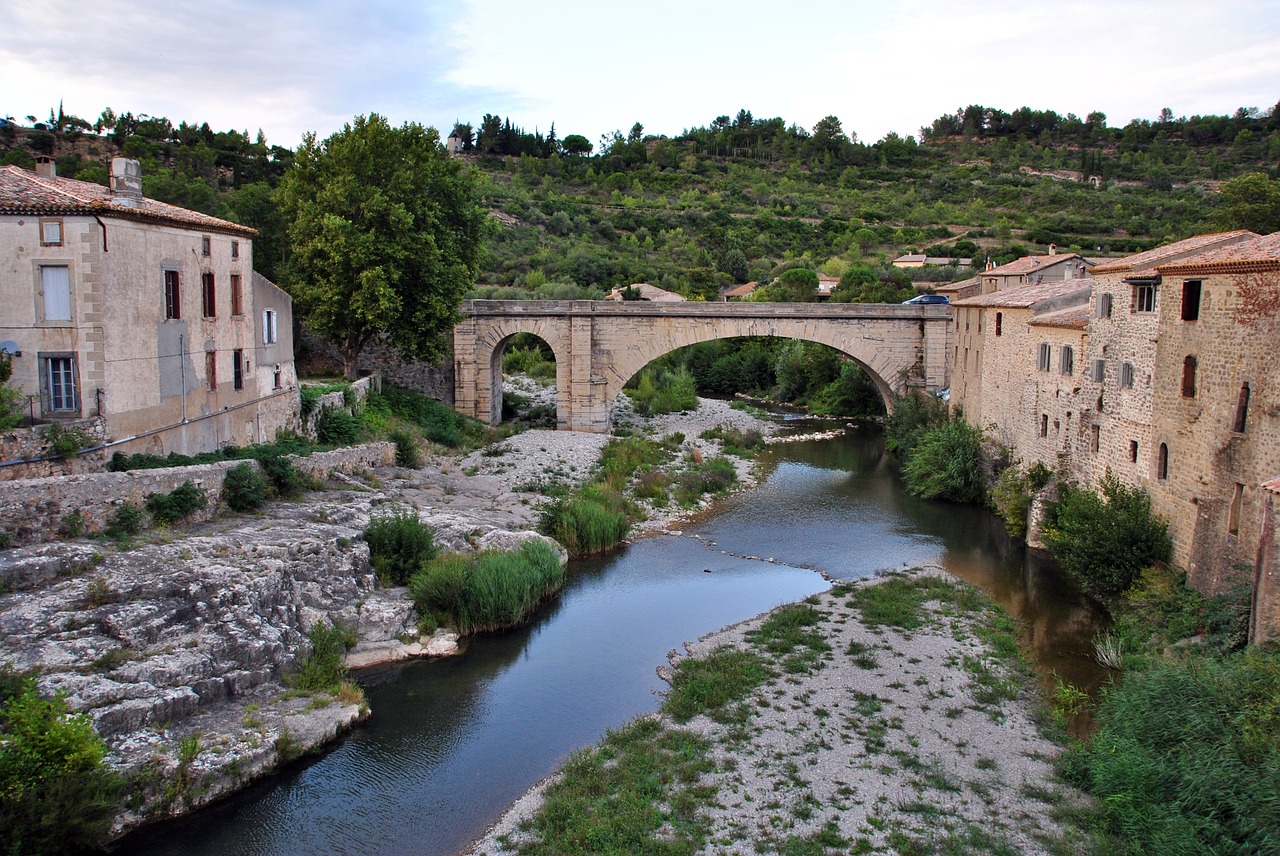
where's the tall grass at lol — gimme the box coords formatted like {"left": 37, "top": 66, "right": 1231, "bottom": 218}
{"left": 409, "top": 540, "right": 564, "bottom": 634}
{"left": 539, "top": 485, "right": 632, "bottom": 556}
{"left": 364, "top": 507, "right": 438, "bottom": 585}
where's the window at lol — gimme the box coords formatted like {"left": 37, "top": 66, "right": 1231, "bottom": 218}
{"left": 1059, "top": 345, "right": 1074, "bottom": 376}
{"left": 231, "top": 240, "right": 239, "bottom": 259}
{"left": 263, "top": 309, "right": 278, "bottom": 344}
{"left": 1233, "top": 384, "right": 1251, "bottom": 432}
{"left": 1040, "top": 414, "right": 1049, "bottom": 437}
{"left": 1181, "top": 280, "right": 1201, "bottom": 321}
{"left": 201, "top": 235, "right": 211, "bottom": 256}
{"left": 1228, "top": 483, "right": 1244, "bottom": 536}
{"left": 164, "top": 269, "right": 181, "bottom": 319}
{"left": 273, "top": 365, "right": 282, "bottom": 390}
{"left": 1090, "top": 359, "right": 1105, "bottom": 382}
{"left": 40, "top": 265, "right": 72, "bottom": 321}
{"left": 1133, "top": 282, "right": 1156, "bottom": 313}
{"left": 1181, "top": 355, "right": 1197, "bottom": 398}
{"left": 1091, "top": 424, "right": 1100, "bottom": 453}
{"left": 40, "top": 218, "right": 63, "bottom": 246}
{"left": 1120, "top": 362, "right": 1135, "bottom": 388}
{"left": 206, "top": 351, "right": 217, "bottom": 391}
{"left": 1037, "top": 343, "right": 1051, "bottom": 372}
{"left": 1129, "top": 440, "right": 1138, "bottom": 463}
{"left": 230, "top": 274, "right": 243, "bottom": 315}
{"left": 1096, "top": 292, "right": 1113, "bottom": 318}
{"left": 39, "top": 353, "right": 79, "bottom": 415}
{"left": 995, "top": 312, "right": 1003, "bottom": 336}
{"left": 202, "top": 272, "right": 216, "bottom": 318}
{"left": 233, "top": 348, "right": 244, "bottom": 391}
{"left": 1157, "top": 443, "right": 1169, "bottom": 480}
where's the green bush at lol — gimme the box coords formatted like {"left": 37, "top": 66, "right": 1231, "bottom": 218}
{"left": 900, "top": 418, "right": 985, "bottom": 503}
{"left": 539, "top": 485, "right": 632, "bottom": 556}
{"left": 409, "top": 540, "right": 564, "bottom": 634}
{"left": 989, "top": 461, "right": 1053, "bottom": 538}
{"left": 625, "top": 366, "right": 698, "bottom": 416}
{"left": 364, "top": 507, "right": 437, "bottom": 585}
{"left": 378, "top": 385, "right": 483, "bottom": 448}
{"left": 316, "top": 408, "right": 362, "bottom": 446}
{"left": 885, "top": 391, "right": 948, "bottom": 460}
{"left": 1041, "top": 474, "right": 1172, "bottom": 597}
{"left": 145, "top": 482, "right": 207, "bottom": 525}
{"left": 254, "top": 453, "right": 308, "bottom": 500}
{"left": 223, "top": 462, "right": 271, "bottom": 512}
{"left": 0, "top": 673, "right": 121, "bottom": 855}
{"left": 1060, "top": 651, "right": 1280, "bottom": 855}
{"left": 388, "top": 427, "right": 423, "bottom": 468}
{"left": 287, "top": 623, "right": 357, "bottom": 693}
{"left": 674, "top": 456, "right": 738, "bottom": 505}
{"left": 102, "top": 502, "right": 144, "bottom": 541}
{"left": 43, "top": 424, "right": 91, "bottom": 460}
{"left": 0, "top": 354, "right": 21, "bottom": 432}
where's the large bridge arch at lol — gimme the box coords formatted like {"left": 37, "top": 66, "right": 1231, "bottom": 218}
{"left": 454, "top": 300, "right": 952, "bottom": 433}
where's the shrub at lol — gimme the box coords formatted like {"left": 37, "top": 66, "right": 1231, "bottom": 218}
{"left": 223, "top": 462, "right": 271, "bottom": 512}
{"left": 364, "top": 507, "right": 437, "bottom": 585}
{"left": 316, "top": 408, "right": 362, "bottom": 446}
{"left": 43, "top": 423, "right": 91, "bottom": 460}
{"left": 989, "top": 461, "right": 1053, "bottom": 538}
{"left": 409, "top": 541, "right": 564, "bottom": 634}
{"left": 388, "top": 427, "right": 423, "bottom": 468}
{"left": 287, "top": 623, "right": 357, "bottom": 693}
{"left": 1060, "top": 651, "right": 1280, "bottom": 855}
{"left": 379, "top": 385, "right": 484, "bottom": 448}
{"left": 625, "top": 366, "right": 698, "bottom": 415}
{"left": 885, "top": 391, "right": 948, "bottom": 460}
{"left": 253, "top": 453, "right": 307, "bottom": 500}
{"left": 674, "top": 456, "right": 738, "bottom": 505}
{"left": 58, "top": 510, "right": 86, "bottom": 539}
{"left": 900, "top": 418, "right": 986, "bottom": 503}
{"left": 1041, "top": 474, "right": 1171, "bottom": 597}
{"left": 0, "top": 674, "right": 121, "bottom": 854}
{"left": 102, "top": 502, "right": 144, "bottom": 541}
{"left": 145, "top": 482, "right": 207, "bottom": 525}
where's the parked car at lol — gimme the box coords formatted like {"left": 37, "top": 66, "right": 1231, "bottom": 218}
{"left": 902, "top": 294, "right": 950, "bottom": 304}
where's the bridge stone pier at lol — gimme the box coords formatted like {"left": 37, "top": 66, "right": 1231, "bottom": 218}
{"left": 453, "top": 300, "right": 953, "bottom": 433}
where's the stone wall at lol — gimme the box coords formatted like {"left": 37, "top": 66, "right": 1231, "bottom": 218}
{"left": 300, "top": 375, "right": 378, "bottom": 439}
{"left": 0, "top": 417, "right": 112, "bottom": 479}
{"left": 296, "top": 327, "right": 454, "bottom": 402}
{"left": 0, "top": 442, "right": 393, "bottom": 547}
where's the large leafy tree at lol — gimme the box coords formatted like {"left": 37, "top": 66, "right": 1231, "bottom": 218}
{"left": 1218, "top": 172, "right": 1280, "bottom": 235}
{"left": 279, "top": 114, "right": 486, "bottom": 378}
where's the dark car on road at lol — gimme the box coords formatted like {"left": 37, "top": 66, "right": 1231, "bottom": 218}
{"left": 901, "top": 294, "right": 950, "bottom": 304}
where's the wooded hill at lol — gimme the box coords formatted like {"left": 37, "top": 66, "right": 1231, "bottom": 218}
{"left": 4, "top": 102, "right": 1278, "bottom": 299}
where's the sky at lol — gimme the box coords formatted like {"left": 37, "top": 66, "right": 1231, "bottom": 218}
{"left": 3, "top": 0, "right": 1278, "bottom": 151}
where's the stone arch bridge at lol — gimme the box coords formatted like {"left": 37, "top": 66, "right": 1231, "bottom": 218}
{"left": 453, "top": 300, "right": 953, "bottom": 432}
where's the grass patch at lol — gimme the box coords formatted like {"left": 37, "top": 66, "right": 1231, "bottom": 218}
{"left": 409, "top": 540, "right": 564, "bottom": 634}
{"left": 748, "top": 603, "right": 832, "bottom": 675}
{"left": 539, "top": 484, "right": 632, "bottom": 556}
{"left": 665, "top": 646, "right": 772, "bottom": 725}
{"left": 286, "top": 623, "right": 357, "bottom": 694}
{"left": 518, "top": 717, "right": 715, "bottom": 855}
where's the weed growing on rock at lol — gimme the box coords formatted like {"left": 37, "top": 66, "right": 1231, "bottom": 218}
{"left": 364, "top": 506, "right": 437, "bottom": 585}
{"left": 288, "top": 623, "right": 357, "bottom": 694}
{"left": 102, "top": 502, "right": 144, "bottom": 544}
{"left": 409, "top": 541, "right": 564, "bottom": 634}
{"left": 223, "top": 462, "right": 271, "bottom": 512}
{"left": 145, "top": 481, "right": 207, "bottom": 525}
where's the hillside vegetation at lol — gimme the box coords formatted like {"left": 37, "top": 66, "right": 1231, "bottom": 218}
{"left": 4, "top": 102, "right": 1278, "bottom": 299}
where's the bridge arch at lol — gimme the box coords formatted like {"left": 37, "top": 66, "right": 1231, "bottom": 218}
{"left": 454, "top": 300, "right": 952, "bottom": 433}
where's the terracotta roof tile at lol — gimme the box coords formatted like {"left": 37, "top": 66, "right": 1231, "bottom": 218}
{"left": 1089, "top": 231, "right": 1256, "bottom": 275}
{"left": 1029, "top": 303, "right": 1090, "bottom": 329}
{"left": 982, "top": 253, "right": 1089, "bottom": 277}
{"left": 935, "top": 275, "right": 982, "bottom": 294}
{"left": 1154, "top": 231, "right": 1280, "bottom": 275}
{"left": 952, "top": 278, "right": 1091, "bottom": 308}
{"left": 0, "top": 165, "right": 256, "bottom": 236}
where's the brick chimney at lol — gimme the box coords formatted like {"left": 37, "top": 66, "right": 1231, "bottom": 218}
{"left": 110, "top": 157, "right": 143, "bottom": 205}
{"left": 34, "top": 156, "right": 55, "bottom": 178}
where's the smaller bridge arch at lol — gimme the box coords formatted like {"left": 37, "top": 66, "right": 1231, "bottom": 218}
{"left": 454, "top": 300, "right": 952, "bottom": 433}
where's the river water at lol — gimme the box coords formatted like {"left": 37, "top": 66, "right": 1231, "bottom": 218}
{"left": 115, "top": 427, "right": 1105, "bottom": 856}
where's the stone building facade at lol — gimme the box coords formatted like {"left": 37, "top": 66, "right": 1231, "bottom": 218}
{"left": 951, "top": 233, "right": 1280, "bottom": 642}
{"left": 0, "top": 159, "right": 298, "bottom": 467}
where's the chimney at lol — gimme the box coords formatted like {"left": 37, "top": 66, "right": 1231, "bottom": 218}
{"left": 34, "top": 156, "right": 55, "bottom": 178}
{"left": 1048, "top": 243, "right": 1057, "bottom": 255}
{"left": 110, "top": 158, "right": 143, "bottom": 204}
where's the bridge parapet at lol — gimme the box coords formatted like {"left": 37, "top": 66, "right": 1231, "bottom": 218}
{"left": 454, "top": 300, "right": 952, "bottom": 432}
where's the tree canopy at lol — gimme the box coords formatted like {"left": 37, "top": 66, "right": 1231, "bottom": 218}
{"left": 1218, "top": 172, "right": 1280, "bottom": 235}
{"left": 278, "top": 114, "right": 486, "bottom": 378}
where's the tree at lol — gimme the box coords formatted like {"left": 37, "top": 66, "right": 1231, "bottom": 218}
{"left": 562, "top": 134, "right": 592, "bottom": 156}
{"left": 811, "top": 115, "right": 848, "bottom": 152}
{"left": 1218, "top": 172, "right": 1280, "bottom": 234}
{"left": 0, "top": 354, "right": 23, "bottom": 430}
{"left": 278, "top": 114, "right": 486, "bottom": 379}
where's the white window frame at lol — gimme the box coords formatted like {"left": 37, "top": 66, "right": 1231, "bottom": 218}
{"left": 263, "top": 309, "right": 278, "bottom": 345}
{"left": 39, "top": 352, "right": 79, "bottom": 415}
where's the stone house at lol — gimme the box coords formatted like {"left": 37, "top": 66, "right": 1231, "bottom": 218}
{"left": 978, "top": 249, "right": 1093, "bottom": 295}
{"left": 948, "top": 277, "right": 1092, "bottom": 470}
{"left": 0, "top": 158, "right": 298, "bottom": 463}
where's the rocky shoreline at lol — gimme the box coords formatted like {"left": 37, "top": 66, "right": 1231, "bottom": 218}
{"left": 0, "top": 393, "right": 782, "bottom": 841}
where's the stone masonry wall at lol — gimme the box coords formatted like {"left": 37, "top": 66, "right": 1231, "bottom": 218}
{"left": 0, "top": 442, "right": 393, "bottom": 548}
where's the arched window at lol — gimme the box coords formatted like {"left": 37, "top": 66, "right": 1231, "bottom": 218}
{"left": 1157, "top": 443, "right": 1169, "bottom": 480}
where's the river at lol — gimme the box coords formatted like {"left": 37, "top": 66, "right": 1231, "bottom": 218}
{"left": 114, "top": 426, "right": 1105, "bottom": 856}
